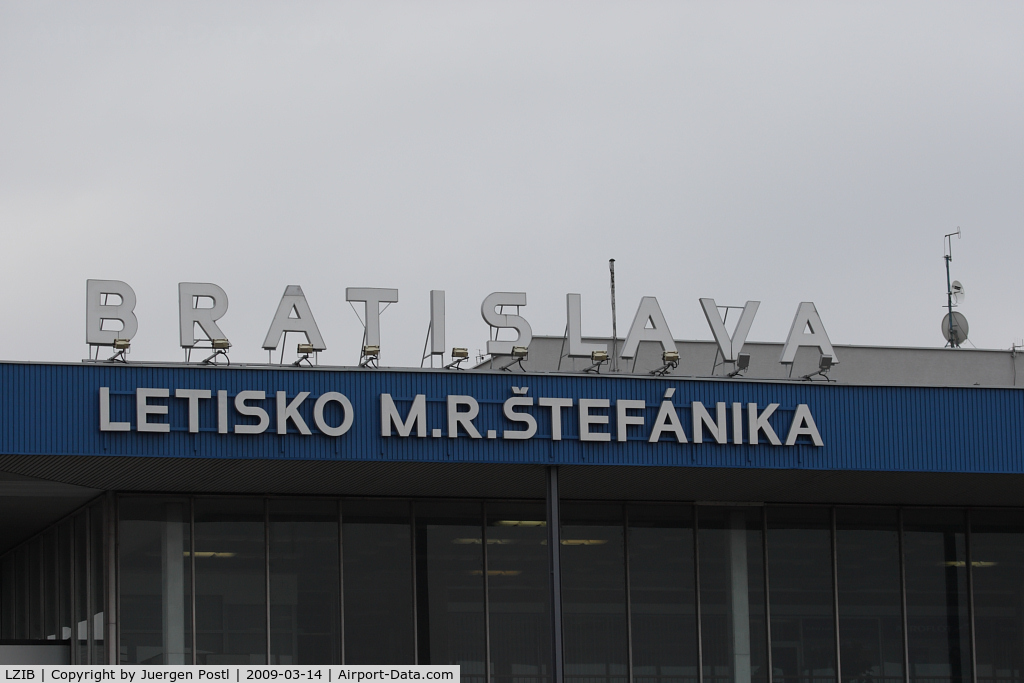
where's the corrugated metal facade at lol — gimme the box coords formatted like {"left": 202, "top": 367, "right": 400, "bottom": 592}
{"left": 1, "top": 361, "right": 1022, "bottom": 474}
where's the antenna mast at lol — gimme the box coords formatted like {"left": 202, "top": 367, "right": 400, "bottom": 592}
{"left": 609, "top": 259, "right": 618, "bottom": 372}
{"left": 944, "top": 228, "right": 961, "bottom": 348}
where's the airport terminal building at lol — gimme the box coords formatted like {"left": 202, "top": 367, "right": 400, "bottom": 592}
{"left": 1, "top": 283, "right": 1024, "bottom": 683}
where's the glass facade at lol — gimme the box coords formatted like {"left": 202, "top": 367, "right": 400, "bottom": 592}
{"left": 6, "top": 496, "right": 1024, "bottom": 683}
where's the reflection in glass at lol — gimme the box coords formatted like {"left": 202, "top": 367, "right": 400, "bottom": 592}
{"left": 628, "top": 505, "right": 698, "bottom": 683}
{"left": 119, "top": 497, "right": 192, "bottom": 664}
{"left": 194, "top": 498, "right": 267, "bottom": 664}
{"left": 343, "top": 500, "right": 414, "bottom": 665}
{"left": 487, "top": 502, "right": 551, "bottom": 683}
{"left": 967, "top": 510, "right": 1024, "bottom": 683}
{"left": 415, "top": 501, "right": 485, "bottom": 680}
{"left": 699, "top": 507, "right": 768, "bottom": 683}
{"left": 561, "top": 504, "right": 628, "bottom": 683}
{"left": 269, "top": 499, "right": 341, "bottom": 664}
{"left": 767, "top": 507, "right": 836, "bottom": 683}
{"left": 903, "top": 509, "right": 970, "bottom": 683}
{"left": 835, "top": 508, "right": 903, "bottom": 683}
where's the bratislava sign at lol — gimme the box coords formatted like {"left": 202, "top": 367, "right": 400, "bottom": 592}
{"left": 85, "top": 280, "right": 839, "bottom": 365}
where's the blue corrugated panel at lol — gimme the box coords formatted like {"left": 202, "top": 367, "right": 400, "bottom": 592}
{"left": 1, "top": 362, "right": 1023, "bottom": 474}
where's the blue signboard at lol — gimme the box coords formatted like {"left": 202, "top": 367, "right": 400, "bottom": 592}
{"left": 0, "top": 361, "right": 1021, "bottom": 474}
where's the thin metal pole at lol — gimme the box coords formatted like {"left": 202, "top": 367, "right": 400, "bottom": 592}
{"left": 763, "top": 509, "right": 773, "bottom": 683}
{"left": 694, "top": 505, "right": 704, "bottom": 683}
{"left": 265, "top": 498, "right": 271, "bottom": 664}
{"left": 547, "top": 466, "right": 564, "bottom": 683}
{"left": 338, "top": 499, "right": 345, "bottom": 665}
{"left": 831, "top": 508, "right": 842, "bottom": 683}
{"left": 898, "top": 509, "right": 909, "bottom": 683}
{"left": 609, "top": 259, "right": 619, "bottom": 372}
{"left": 965, "top": 510, "right": 977, "bottom": 683}
{"left": 190, "top": 498, "right": 197, "bottom": 666}
{"left": 69, "top": 516, "right": 77, "bottom": 664}
{"left": 482, "top": 502, "right": 492, "bottom": 683}
{"left": 623, "top": 505, "right": 634, "bottom": 683}
{"left": 85, "top": 506, "right": 93, "bottom": 665}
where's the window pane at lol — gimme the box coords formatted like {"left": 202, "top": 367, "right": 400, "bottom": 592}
{"left": 91, "top": 503, "right": 107, "bottom": 663}
{"left": 1, "top": 554, "right": 14, "bottom": 638}
{"left": 43, "top": 529, "right": 58, "bottom": 640}
{"left": 74, "top": 512, "right": 88, "bottom": 663}
{"left": 29, "top": 537, "right": 42, "bottom": 640}
{"left": 194, "top": 497, "right": 267, "bottom": 665}
{"left": 835, "top": 508, "right": 903, "bottom": 683}
{"left": 343, "top": 500, "right": 414, "bottom": 665}
{"left": 969, "top": 509, "right": 1024, "bottom": 683}
{"left": 487, "top": 502, "right": 551, "bottom": 683}
{"left": 119, "top": 497, "right": 192, "bottom": 664}
{"left": 269, "top": 499, "right": 340, "bottom": 665}
{"left": 699, "top": 507, "right": 768, "bottom": 683}
{"left": 561, "top": 503, "right": 628, "bottom": 683}
{"left": 58, "top": 520, "right": 72, "bottom": 643}
{"left": 903, "top": 509, "right": 970, "bottom": 683}
{"left": 628, "top": 504, "right": 698, "bottom": 683}
{"left": 415, "top": 501, "right": 485, "bottom": 680}
{"left": 767, "top": 507, "right": 836, "bottom": 683}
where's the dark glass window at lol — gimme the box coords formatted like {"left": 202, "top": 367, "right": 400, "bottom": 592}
{"left": 74, "top": 512, "right": 89, "bottom": 663}
{"left": 903, "top": 509, "right": 970, "bottom": 683}
{"left": 43, "top": 528, "right": 58, "bottom": 640}
{"left": 969, "top": 509, "right": 1024, "bottom": 683}
{"left": 342, "top": 500, "right": 414, "bottom": 665}
{"left": 119, "top": 497, "right": 192, "bottom": 664}
{"left": 627, "top": 504, "right": 698, "bottom": 683}
{"left": 415, "top": 501, "right": 485, "bottom": 680}
{"left": 487, "top": 502, "right": 551, "bottom": 683}
{"left": 699, "top": 507, "right": 769, "bottom": 683}
{"left": 28, "top": 536, "right": 42, "bottom": 640}
{"left": 1, "top": 554, "right": 14, "bottom": 638}
{"left": 194, "top": 497, "right": 267, "bottom": 665}
{"left": 269, "top": 499, "right": 341, "bottom": 665}
{"left": 91, "top": 502, "right": 107, "bottom": 663}
{"left": 58, "top": 520, "right": 72, "bottom": 642}
{"left": 835, "top": 508, "right": 903, "bottom": 683}
{"left": 767, "top": 507, "right": 836, "bottom": 683}
{"left": 561, "top": 503, "right": 628, "bottom": 683}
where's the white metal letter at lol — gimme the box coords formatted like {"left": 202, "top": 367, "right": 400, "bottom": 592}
{"left": 276, "top": 391, "right": 312, "bottom": 435}
{"left": 262, "top": 285, "right": 327, "bottom": 351}
{"left": 747, "top": 403, "right": 781, "bottom": 445}
{"left": 447, "top": 395, "right": 482, "bottom": 439}
{"left": 538, "top": 398, "right": 573, "bottom": 441}
{"left": 692, "top": 402, "right": 728, "bottom": 444}
{"left": 579, "top": 399, "right": 611, "bottom": 442}
{"left": 481, "top": 292, "right": 533, "bottom": 355}
{"left": 381, "top": 394, "right": 427, "bottom": 437}
{"left": 785, "top": 404, "right": 824, "bottom": 446}
{"left": 234, "top": 391, "right": 269, "bottom": 434}
{"left": 699, "top": 299, "right": 760, "bottom": 362}
{"left": 175, "top": 389, "right": 211, "bottom": 434}
{"left": 137, "top": 388, "right": 170, "bottom": 433}
{"left": 346, "top": 287, "right": 399, "bottom": 348}
{"left": 178, "top": 283, "right": 229, "bottom": 347}
{"left": 314, "top": 392, "right": 354, "bottom": 437}
{"left": 566, "top": 294, "right": 607, "bottom": 358}
{"left": 86, "top": 279, "right": 139, "bottom": 345}
{"left": 780, "top": 302, "right": 838, "bottom": 365}
{"left": 99, "top": 387, "right": 130, "bottom": 432}
{"left": 503, "top": 397, "right": 538, "bottom": 440}
{"left": 430, "top": 291, "right": 445, "bottom": 355}
{"left": 616, "top": 400, "right": 646, "bottom": 442}
{"left": 620, "top": 297, "right": 676, "bottom": 358}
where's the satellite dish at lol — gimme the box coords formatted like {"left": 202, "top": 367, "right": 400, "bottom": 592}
{"left": 941, "top": 311, "right": 969, "bottom": 346}
{"left": 951, "top": 280, "right": 965, "bottom": 305}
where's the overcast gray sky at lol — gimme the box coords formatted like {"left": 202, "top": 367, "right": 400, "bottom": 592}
{"left": 1, "top": 1, "right": 1021, "bottom": 367}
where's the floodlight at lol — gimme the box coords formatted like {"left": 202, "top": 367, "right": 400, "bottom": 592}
{"left": 662, "top": 350, "right": 680, "bottom": 363}
{"left": 201, "top": 338, "right": 232, "bottom": 365}
{"left": 651, "top": 349, "right": 680, "bottom": 376}
{"left": 511, "top": 346, "right": 529, "bottom": 359}
{"left": 591, "top": 350, "right": 609, "bottom": 362}
{"left": 212, "top": 339, "right": 231, "bottom": 350}
{"left": 728, "top": 352, "right": 751, "bottom": 378}
{"left": 818, "top": 355, "right": 833, "bottom": 372}
{"left": 297, "top": 343, "right": 315, "bottom": 355}
{"left": 451, "top": 347, "right": 469, "bottom": 359}
{"left": 362, "top": 345, "right": 380, "bottom": 356}
{"left": 113, "top": 339, "right": 131, "bottom": 350}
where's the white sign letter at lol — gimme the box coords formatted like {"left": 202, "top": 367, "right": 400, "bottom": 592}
{"left": 137, "top": 388, "right": 170, "bottom": 433}
{"left": 99, "top": 387, "right": 130, "bottom": 432}
{"left": 276, "top": 391, "right": 312, "bottom": 435}
{"left": 179, "top": 283, "right": 229, "bottom": 347}
{"left": 780, "top": 302, "right": 837, "bottom": 365}
{"left": 566, "top": 294, "right": 607, "bottom": 358}
{"left": 314, "top": 392, "right": 354, "bottom": 437}
{"left": 579, "top": 399, "right": 611, "bottom": 442}
{"left": 381, "top": 394, "right": 427, "bottom": 437}
{"left": 621, "top": 297, "right": 676, "bottom": 358}
{"left": 785, "top": 404, "right": 824, "bottom": 446}
{"left": 262, "top": 286, "right": 326, "bottom": 351}
{"left": 447, "top": 395, "right": 482, "bottom": 439}
{"left": 234, "top": 391, "right": 269, "bottom": 434}
{"left": 481, "top": 292, "right": 533, "bottom": 355}
{"left": 86, "top": 279, "right": 138, "bottom": 345}
{"left": 346, "top": 287, "right": 399, "bottom": 348}
{"left": 699, "top": 299, "right": 760, "bottom": 362}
